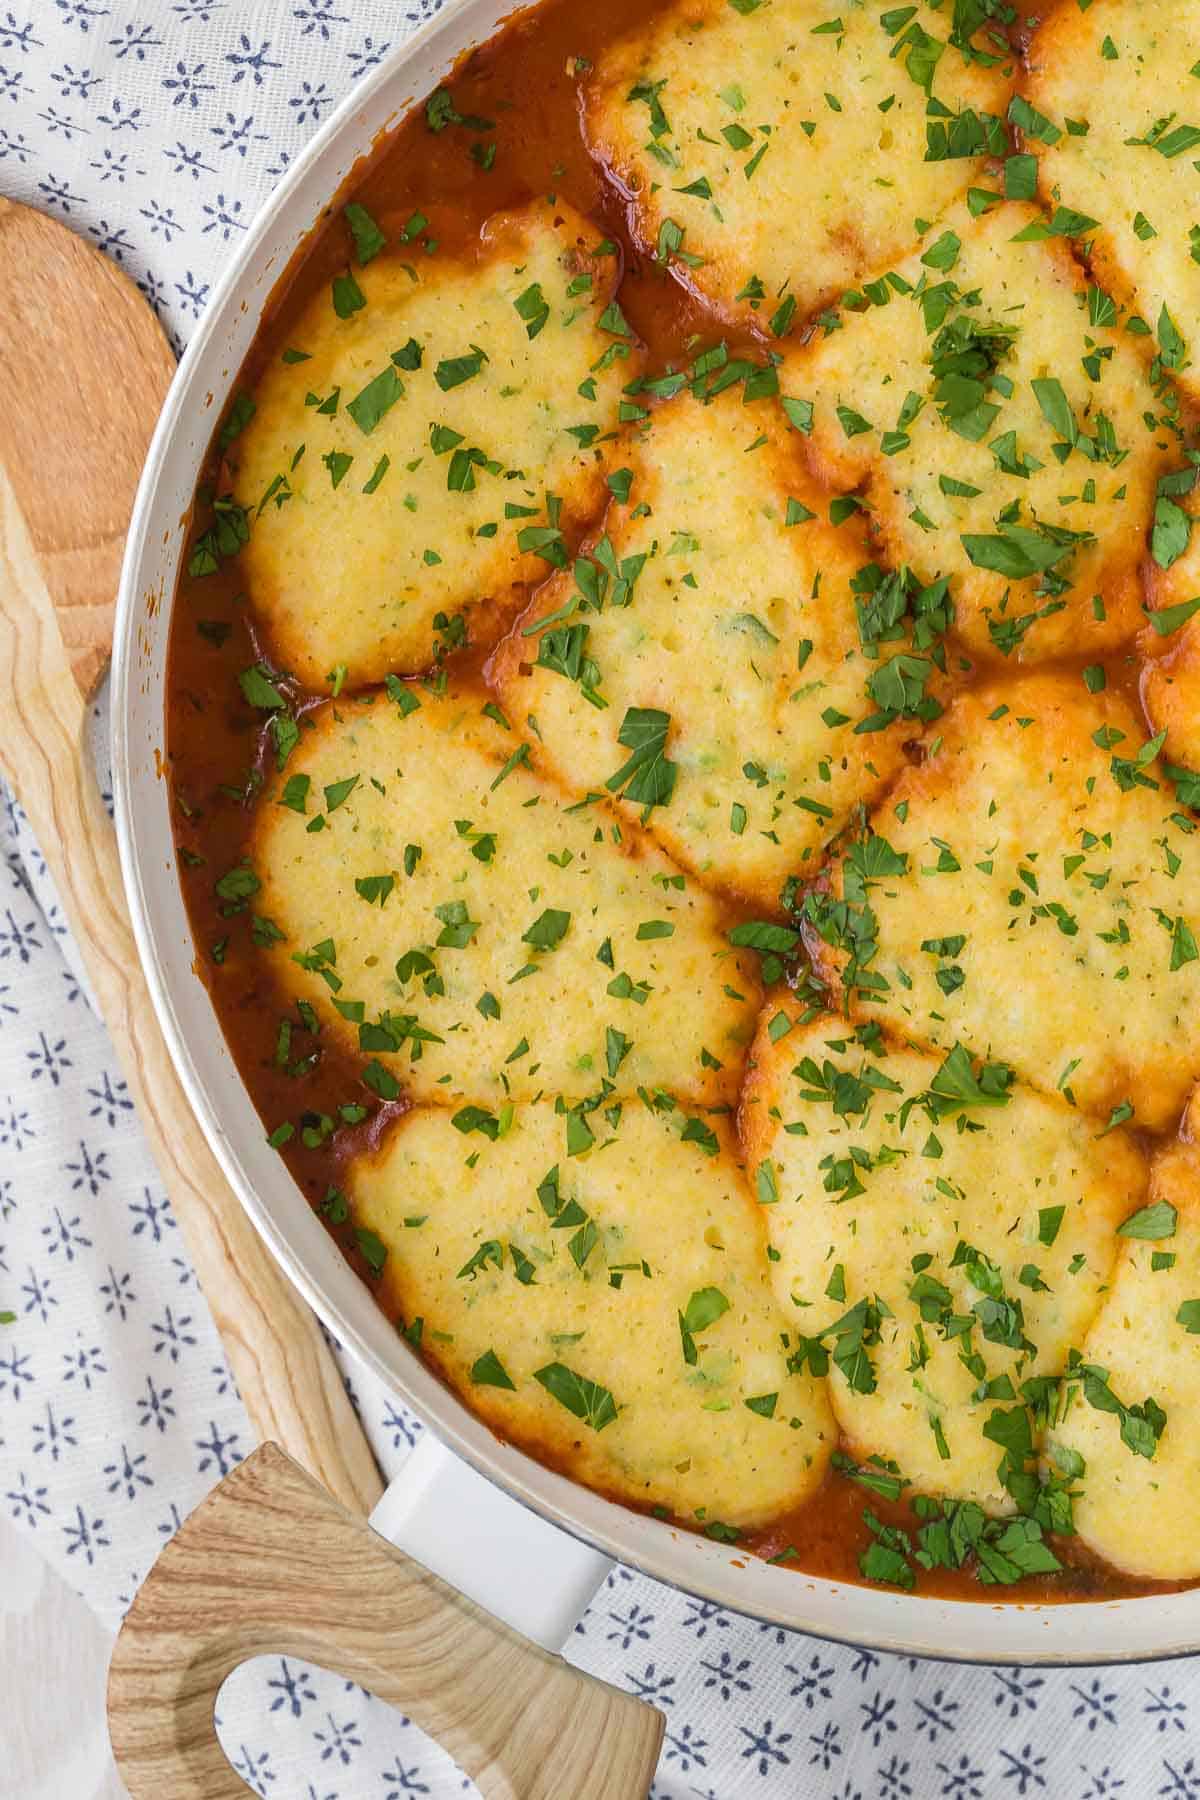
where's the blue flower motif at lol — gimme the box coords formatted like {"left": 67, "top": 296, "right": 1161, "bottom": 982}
{"left": 0, "top": 1099, "right": 34, "bottom": 1152}
{"left": 0, "top": 13, "right": 42, "bottom": 53}
{"left": 59, "top": 963, "right": 86, "bottom": 1007}
{"left": 137, "top": 268, "right": 170, "bottom": 316}
{"left": 136, "top": 1373, "right": 175, "bottom": 1432}
{"left": 915, "top": 1688, "right": 961, "bottom": 1745}
{"left": 26, "top": 1030, "right": 71, "bottom": 1086}
{"left": 381, "top": 1760, "right": 430, "bottom": 1798}
{"left": 230, "top": 1744, "right": 276, "bottom": 1796}
{"left": 31, "top": 1400, "right": 76, "bottom": 1458}
{"left": 99, "top": 1263, "right": 137, "bottom": 1321}
{"left": 64, "top": 1139, "right": 110, "bottom": 1194}
{"left": 0, "top": 908, "right": 41, "bottom": 962}
{"left": 62, "top": 1501, "right": 110, "bottom": 1565}
{"left": 346, "top": 35, "right": 390, "bottom": 81}
{"left": 938, "top": 1753, "right": 986, "bottom": 1799}
{"left": 605, "top": 1600, "right": 655, "bottom": 1650}
{"left": 87, "top": 1070, "right": 133, "bottom": 1127}
{"left": 1071, "top": 1677, "right": 1119, "bottom": 1734}
{"left": 380, "top": 1400, "right": 422, "bottom": 1449}
{"left": 175, "top": 268, "right": 212, "bottom": 315}
{"left": 226, "top": 34, "right": 281, "bottom": 86}
{"left": 128, "top": 1186, "right": 176, "bottom": 1244}
{"left": 663, "top": 1723, "right": 707, "bottom": 1772}
{"left": 107, "top": 20, "right": 161, "bottom": 59}
{"left": 862, "top": 1689, "right": 899, "bottom": 1748}
{"left": 61, "top": 1339, "right": 107, "bottom": 1388}
{"left": 786, "top": 1649, "right": 835, "bottom": 1709}
{"left": 7, "top": 1470, "right": 50, "bottom": 1527}
{"left": 156, "top": 1501, "right": 185, "bottom": 1541}
{"left": 681, "top": 1597, "right": 730, "bottom": 1639}
{"left": 288, "top": 79, "right": 334, "bottom": 126}
{"left": 53, "top": 0, "right": 109, "bottom": 30}
{"left": 628, "top": 1661, "right": 677, "bottom": 1706}
{"left": 267, "top": 1657, "right": 318, "bottom": 1718}
{"left": 41, "top": 1207, "right": 92, "bottom": 1262}
{"left": 97, "top": 95, "right": 144, "bottom": 131}
{"left": 89, "top": 145, "right": 140, "bottom": 182}
{"left": 194, "top": 1417, "right": 242, "bottom": 1476}
{"left": 808, "top": 1719, "right": 841, "bottom": 1771}
{"left": 998, "top": 1743, "right": 1049, "bottom": 1796}
{"left": 312, "top": 1714, "right": 362, "bottom": 1766}
{"left": 103, "top": 1441, "right": 153, "bottom": 1500}
{"left": 20, "top": 1265, "right": 56, "bottom": 1323}
{"left": 0, "top": 1343, "right": 34, "bottom": 1401}
{"left": 162, "top": 59, "right": 214, "bottom": 109}
{"left": 162, "top": 140, "right": 214, "bottom": 179}
{"left": 699, "top": 1648, "right": 750, "bottom": 1703}
{"left": 1082, "top": 1766, "right": 1127, "bottom": 1797}
{"left": 1160, "top": 1762, "right": 1200, "bottom": 1800}
{"left": 292, "top": 0, "right": 348, "bottom": 40}
{"left": 49, "top": 60, "right": 103, "bottom": 100}
{"left": 1146, "top": 1686, "right": 1189, "bottom": 1735}
{"left": 879, "top": 1754, "right": 915, "bottom": 1800}
{"left": 210, "top": 111, "right": 265, "bottom": 157}
{"left": 739, "top": 1718, "right": 793, "bottom": 1776}
{"left": 150, "top": 1302, "right": 197, "bottom": 1361}
{"left": 201, "top": 190, "right": 247, "bottom": 238}
{"left": 36, "top": 104, "right": 90, "bottom": 138}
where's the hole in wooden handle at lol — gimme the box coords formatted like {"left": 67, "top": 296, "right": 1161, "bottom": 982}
{"left": 107, "top": 1443, "right": 664, "bottom": 1799}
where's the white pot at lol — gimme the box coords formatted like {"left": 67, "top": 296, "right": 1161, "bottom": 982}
{"left": 111, "top": 0, "right": 1200, "bottom": 1667}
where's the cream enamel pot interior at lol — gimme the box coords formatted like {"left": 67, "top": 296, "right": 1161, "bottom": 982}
{"left": 112, "top": 0, "right": 1200, "bottom": 1667}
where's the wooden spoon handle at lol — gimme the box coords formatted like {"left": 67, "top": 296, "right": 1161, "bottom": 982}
{"left": 108, "top": 1443, "right": 664, "bottom": 1799}
{"left": 0, "top": 464, "right": 383, "bottom": 1514}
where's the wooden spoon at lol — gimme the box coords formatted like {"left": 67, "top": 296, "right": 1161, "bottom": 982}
{"left": 0, "top": 200, "right": 663, "bottom": 1797}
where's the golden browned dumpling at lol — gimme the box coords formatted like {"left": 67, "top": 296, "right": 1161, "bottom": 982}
{"left": 1026, "top": 0, "right": 1200, "bottom": 402}
{"left": 1141, "top": 481, "right": 1200, "bottom": 777}
{"left": 1050, "top": 1100, "right": 1200, "bottom": 1581}
{"left": 251, "top": 691, "right": 758, "bottom": 1108}
{"left": 789, "top": 197, "right": 1168, "bottom": 662}
{"left": 810, "top": 674, "right": 1200, "bottom": 1132}
{"left": 351, "top": 1100, "right": 835, "bottom": 1526}
{"left": 742, "top": 1011, "right": 1143, "bottom": 1510}
{"left": 586, "top": 0, "right": 1011, "bottom": 328}
{"left": 493, "top": 382, "right": 935, "bottom": 909}
{"left": 231, "top": 200, "right": 636, "bottom": 687}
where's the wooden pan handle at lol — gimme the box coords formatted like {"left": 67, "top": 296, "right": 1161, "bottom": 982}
{"left": 0, "top": 465, "right": 383, "bottom": 1514}
{"left": 108, "top": 1443, "right": 664, "bottom": 1799}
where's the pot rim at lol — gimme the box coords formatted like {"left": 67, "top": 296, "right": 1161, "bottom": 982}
{"left": 110, "top": 0, "right": 1200, "bottom": 1666}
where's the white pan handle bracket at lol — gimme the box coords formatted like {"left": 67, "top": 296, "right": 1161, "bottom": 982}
{"left": 371, "top": 1430, "right": 615, "bottom": 1652}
